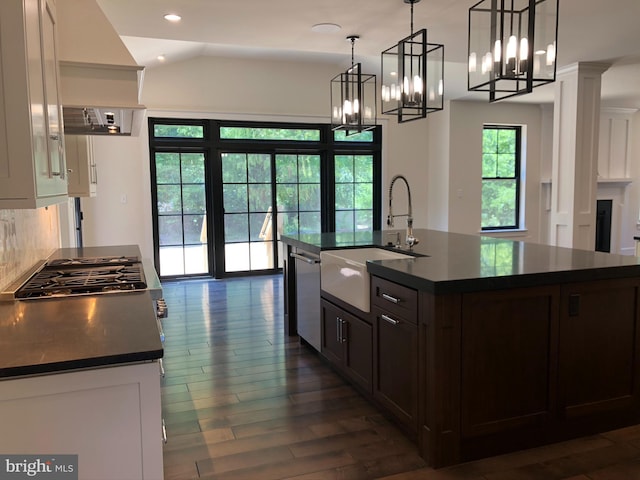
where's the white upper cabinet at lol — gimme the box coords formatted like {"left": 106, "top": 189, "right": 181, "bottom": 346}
{"left": 65, "top": 135, "right": 97, "bottom": 197}
{"left": 0, "top": 0, "right": 68, "bottom": 209}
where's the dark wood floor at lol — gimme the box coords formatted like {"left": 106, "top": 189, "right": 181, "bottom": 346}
{"left": 160, "top": 275, "right": 640, "bottom": 480}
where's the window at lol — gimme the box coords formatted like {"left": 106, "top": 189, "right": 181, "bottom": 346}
{"left": 149, "top": 119, "right": 381, "bottom": 278}
{"left": 481, "top": 125, "right": 521, "bottom": 230}
{"left": 335, "top": 155, "right": 374, "bottom": 232}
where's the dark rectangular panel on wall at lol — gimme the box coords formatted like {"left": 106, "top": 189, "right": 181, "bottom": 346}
{"left": 595, "top": 199, "right": 613, "bottom": 253}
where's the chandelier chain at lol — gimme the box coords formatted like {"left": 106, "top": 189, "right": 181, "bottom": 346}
{"left": 351, "top": 37, "right": 355, "bottom": 66}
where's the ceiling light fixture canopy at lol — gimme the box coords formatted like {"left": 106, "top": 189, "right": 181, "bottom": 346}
{"left": 330, "top": 35, "right": 377, "bottom": 135}
{"left": 381, "top": 0, "right": 444, "bottom": 123}
{"left": 468, "top": 0, "right": 559, "bottom": 102}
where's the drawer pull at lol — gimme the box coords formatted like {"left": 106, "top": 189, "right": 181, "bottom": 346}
{"left": 159, "top": 358, "right": 165, "bottom": 378}
{"left": 381, "top": 314, "right": 399, "bottom": 325}
{"left": 381, "top": 292, "right": 401, "bottom": 304}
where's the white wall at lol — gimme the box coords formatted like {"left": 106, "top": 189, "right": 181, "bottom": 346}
{"left": 81, "top": 135, "right": 155, "bottom": 260}
{"left": 427, "top": 103, "right": 451, "bottom": 231}
{"left": 447, "top": 100, "right": 543, "bottom": 242}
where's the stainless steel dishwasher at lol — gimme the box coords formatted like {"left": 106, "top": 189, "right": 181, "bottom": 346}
{"left": 291, "top": 249, "right": 321, "bottom": 351}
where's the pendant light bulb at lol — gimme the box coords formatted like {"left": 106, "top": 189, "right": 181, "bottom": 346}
{"left": 546, "top": 42, "right": 556, "bottom": 66}
{"left": 519, "top": 37, "right": 529, "bottom": 61}
{"left": 494, "top": 39, "right": 502, "bottom": 62}
{"left": 413, "top": 75, "right": 423, "bottom": 96}
{"left": 506, "top": 35, "right": 517, "bottom": 61}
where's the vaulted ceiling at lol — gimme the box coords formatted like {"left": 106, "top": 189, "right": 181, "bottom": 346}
{"left": 97, "top": 0, "right": 640, "bottom": 107}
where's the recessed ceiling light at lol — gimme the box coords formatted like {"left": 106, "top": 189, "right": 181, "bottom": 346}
{"left": 157, "top": 55, "right": 166, "bottom": 62}
{"left": 311, "top": 23, "right": 341, "bottom": 34}
{"left": 163, "top": 13, "right": 181, "bottom": 22}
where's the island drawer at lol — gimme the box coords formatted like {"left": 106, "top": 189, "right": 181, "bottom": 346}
{"left": 371, "top": 276, "right": 418, "bottom": 324}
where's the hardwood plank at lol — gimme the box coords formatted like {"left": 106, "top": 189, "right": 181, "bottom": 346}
{"left": 195, "top": 445, "right": 294, "bottom": 476}
{"left": 198, "top": 450, "right": 356, "bottom": 480}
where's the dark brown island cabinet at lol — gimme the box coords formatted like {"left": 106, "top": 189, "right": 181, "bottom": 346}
{"left": 281, "top": 229, "right": 640, "bottom": 468}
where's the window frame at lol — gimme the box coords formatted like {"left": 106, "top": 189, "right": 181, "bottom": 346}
{"left": 481, "top": 125, "right": 522, "bottom": 231}
{"left": 148, "top": 117, "right": 382, "bottom": 278}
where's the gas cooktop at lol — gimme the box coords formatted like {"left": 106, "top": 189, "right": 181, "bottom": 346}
{"left": 15, "top": 256, "right": 147, "bottom": 299}
{"left": 46, "top": 256, "right": 140, "bottom": 267}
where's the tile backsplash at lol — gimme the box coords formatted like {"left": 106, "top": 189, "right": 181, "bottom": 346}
{"left": 0, "top": 207, "right": 60, "bottom": 291}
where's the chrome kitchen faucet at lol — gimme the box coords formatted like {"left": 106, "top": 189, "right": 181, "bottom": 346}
{"left": 387, "top": 174, "right": 419, "bottom": 249}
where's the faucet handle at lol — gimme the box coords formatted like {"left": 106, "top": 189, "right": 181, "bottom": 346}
{"left": 406, "top": 234, "right": 419, "bottom": 249}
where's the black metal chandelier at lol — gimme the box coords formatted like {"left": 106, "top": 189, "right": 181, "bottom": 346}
{"left": 468, "top": 0, "right": 559, "bottom": 102}
{"left": 381, "top": 0, "right": 444, "bottom": 123}
{"left": 330, "top": 35, "right": 377, "bottom": 135}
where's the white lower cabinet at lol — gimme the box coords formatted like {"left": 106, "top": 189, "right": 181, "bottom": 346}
{"left": 0, "top": 361, "right": 163, "bottom": 480}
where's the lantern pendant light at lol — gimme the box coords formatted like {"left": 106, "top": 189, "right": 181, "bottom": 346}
{"left": 381, "top": 0, "right": 444, "bottom": 123}
{"left": 330, "top": 35, "right": 377, "bottom": 135}
{"left": 468, "top": 0, "right": 559, "bottom": 102}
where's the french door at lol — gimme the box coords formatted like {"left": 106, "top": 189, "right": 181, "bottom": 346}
{"left": 153, "top": 150, "right": 209, "bottom": 277}
{"left": 219, "top": 151, "right": 321, "bottom": 274}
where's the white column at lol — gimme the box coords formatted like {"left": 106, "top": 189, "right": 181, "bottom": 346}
{"left": 550, "top": 62, "right": 609, "bottom": 249}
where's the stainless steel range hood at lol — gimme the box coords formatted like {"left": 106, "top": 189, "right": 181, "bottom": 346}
{"left": 62, "top": 106, "right": 146, "bottom": 136}
{"left": 57, "top": 0, "right": 146, "bottom": 136}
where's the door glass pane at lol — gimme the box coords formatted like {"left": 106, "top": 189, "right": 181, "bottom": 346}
{"left": 157, "top": 185, "right": 181, "bottom": 214}
{"left": 155, "top": 152, "right": 208, "bottom": 276}
{"left": 299, "top": 184, "right": 320, "bottom": 211}
{"left": 222, "top": 153, "right": 274, "bottom": 273}
{"left": 155, "top": 153, "right": 180, "bottom": 183}
{"left": 223, "top": 184, "right": 248, "bottom": 213}
{"left": 275, "top": 153, "right": 321, "bottom": 267}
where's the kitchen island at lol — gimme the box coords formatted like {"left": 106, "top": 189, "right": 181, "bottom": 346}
{"left": 281, "top": 229, "right": 640, "bottom": 467}
{"left": 0, "top": 245, "right": 164, "bottom": 479}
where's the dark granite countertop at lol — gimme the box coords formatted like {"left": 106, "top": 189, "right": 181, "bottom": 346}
{"left": 281, "top": 229, "right": 640, "bottom": 293}
{"left": 0, "top": 291, "right": 163, "bottom": 378}
{"left": 0, "top": 245, "right": 163, "bottom": 379}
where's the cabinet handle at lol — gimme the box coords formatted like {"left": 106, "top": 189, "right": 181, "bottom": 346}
{"left": 336, "top": 317, "right": 341, "bottom": 343}
{"left": 381, "top": 293, "right": 401, "bottom": 304}
{"left": 341, "top": 319, "right": 348, "bottom": 343}
{"left": 162, "top": 419, "right": 167, "bottom": 444}
{"left": 381, "top": 314, "right": 399, "bottom": 326}
{"left": 49, "top": 134, "right": 60, "bottom": 141}
{"left": 158, "top": 358, "right": 165, "bottom": 378}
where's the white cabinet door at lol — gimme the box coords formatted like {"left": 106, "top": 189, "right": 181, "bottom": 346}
{"left": 0, "top": 0, "right": 67, "bottom": 209}
{"left": 0, "top": 362, "right": 164, "bottom": 480}
{"left": 66, "top": 135, "right": 97, "bottom": 197}
{"left": 40, "top": 0, "right": 67, "bottom": 194}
